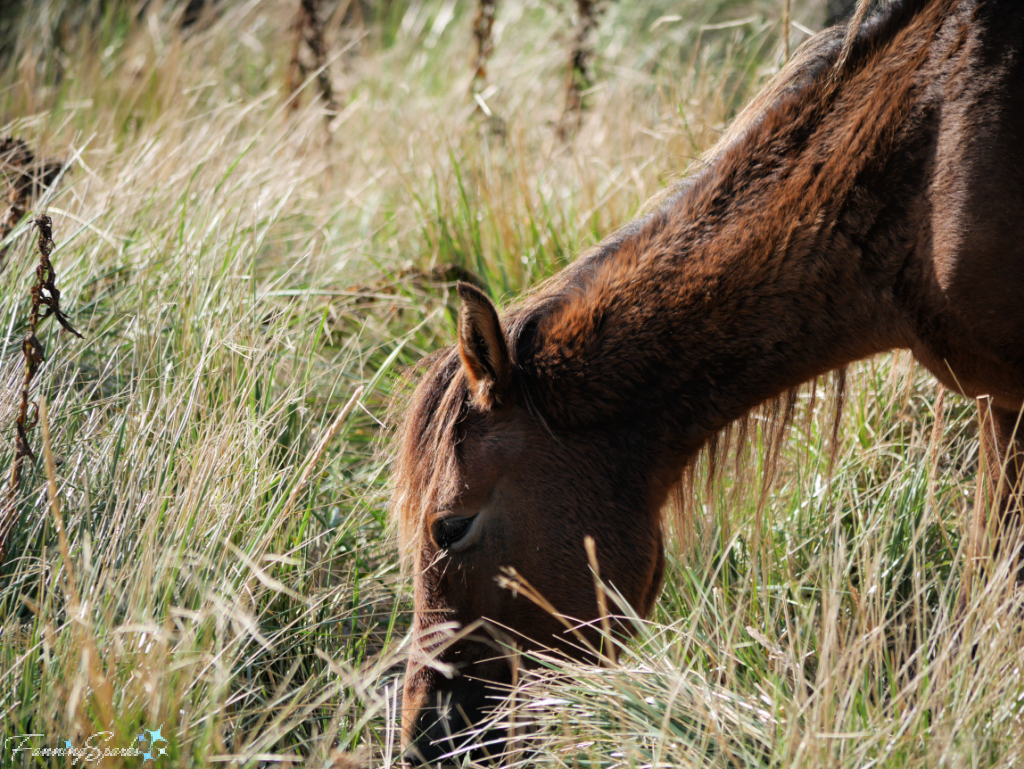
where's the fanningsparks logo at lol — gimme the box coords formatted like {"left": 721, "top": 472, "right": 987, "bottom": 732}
{"left": 5, "top": 726, "right": 168, "bottom": 764}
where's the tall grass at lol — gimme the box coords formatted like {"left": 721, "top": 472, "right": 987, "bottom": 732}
{"left": 1, "top": 1, "right": 1019, "bottom": 766}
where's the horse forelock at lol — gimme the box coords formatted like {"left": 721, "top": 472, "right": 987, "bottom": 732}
{"left": 393, "top": 347, "right": 469, "bottom": 568}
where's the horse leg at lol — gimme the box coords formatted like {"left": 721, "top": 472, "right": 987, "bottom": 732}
{"left": 971, "top": 397, "right": 1024, "bottom": 574}
{"left": 955, "top": 398, "right": 1024, "bottom": 628}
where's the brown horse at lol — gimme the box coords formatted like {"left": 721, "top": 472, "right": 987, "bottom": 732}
{"left": 394, "top": 0, "right": 1024, "bottom": 762}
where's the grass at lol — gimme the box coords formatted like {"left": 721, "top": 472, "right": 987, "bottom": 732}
{"left": 1, "top": 0, "right": 1021, "bottom": 766}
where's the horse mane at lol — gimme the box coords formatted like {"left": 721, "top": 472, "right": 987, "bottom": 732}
{"left": 654, "top": 0, "right": 881, "bottom": 544}
{"left": 393, "top": 0, "right": 941, "bottom": 563}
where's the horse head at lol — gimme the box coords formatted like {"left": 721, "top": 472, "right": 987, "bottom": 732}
{"left": 394, "top": 283, "right": 668, "bottom": 764}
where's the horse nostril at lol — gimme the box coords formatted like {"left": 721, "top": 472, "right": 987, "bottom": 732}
{"left": 405, "top": 673, "right": 507, "bottom": 766}
{"left": 406, "top": 707, "right": 469, "bottom": 766}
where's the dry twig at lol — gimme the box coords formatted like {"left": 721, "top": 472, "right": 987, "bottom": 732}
{"left": 783, "top": 0, "right": 792, "bottom": 60}
{"left": 559, "top": 0, "right": 605, "bottom": 139}
{"left": 471, "top": 0, "right": 498, "bottom": 96}
{"left": 288, "top": 0, "right": 339, "bottom": 128}
{"left": 0, "top": 215, "right": 81, "bottom": 569}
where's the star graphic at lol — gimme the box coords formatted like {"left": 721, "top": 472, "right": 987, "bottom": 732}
{"left": 137, "top": 732, "right": 153, "bottom": 761}
{"left": 147, "top": 727, "right": 168, "bottom": 756}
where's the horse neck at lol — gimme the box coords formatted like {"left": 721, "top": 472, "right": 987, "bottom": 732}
{"left": 520, "top": 4, "right": 950, "bottom": 458}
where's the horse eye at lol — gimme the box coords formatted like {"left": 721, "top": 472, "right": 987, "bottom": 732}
{"left": 431, "top": 516, "right": 473, "bottom": 550}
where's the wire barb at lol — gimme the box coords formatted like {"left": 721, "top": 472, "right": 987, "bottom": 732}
{"left": 0, "top": 215, "right": 82, "bottom": 569}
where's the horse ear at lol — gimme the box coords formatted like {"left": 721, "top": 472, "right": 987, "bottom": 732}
{"left": 456, "top": 282, "right": 511, "bottom": 408}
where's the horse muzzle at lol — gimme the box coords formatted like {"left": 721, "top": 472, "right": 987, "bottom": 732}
{"left": 402, "top": 653, "right": 512, "bottom": 766}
